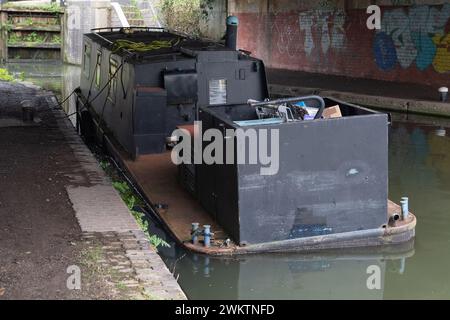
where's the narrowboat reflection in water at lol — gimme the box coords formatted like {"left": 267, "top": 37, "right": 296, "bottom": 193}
{"left": 158, "top": 241, "right": 414, "bottom": 299}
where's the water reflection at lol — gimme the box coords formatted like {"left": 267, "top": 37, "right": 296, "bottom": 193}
{"left": 157, "top": 239, "right": 414, "bottom": 300}
{"left": 0, "top": 62, "right": 80, "bottom": 125}
{"left": 2, "top": 62, "right": 63, "bottom": 93}
{"left": 385, "top": 113, "right": 450, "bottom": 299}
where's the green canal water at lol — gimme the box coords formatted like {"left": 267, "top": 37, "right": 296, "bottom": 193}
{"left": 3, "top": 62, "right": 450, "bottom": 299}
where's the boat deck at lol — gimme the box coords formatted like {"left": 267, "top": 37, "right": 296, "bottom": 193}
{"left": 114, "top": 147, "right": 237, "bottom": 253}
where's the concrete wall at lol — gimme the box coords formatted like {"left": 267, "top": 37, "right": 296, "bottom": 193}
{"left": 200, "top": 0, "right": 227, "bottom": 40}
{"left": 229, "top": 0, "right": 450, "bottom": 87}
{"left": 64, "top": 0, "right": 111, "bottom": 65}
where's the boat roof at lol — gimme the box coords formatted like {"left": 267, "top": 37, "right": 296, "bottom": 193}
{"left": 85, "top": 27, "right": 234, "bottom": 60}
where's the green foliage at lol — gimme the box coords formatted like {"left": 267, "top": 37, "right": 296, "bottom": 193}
{"left": 102, "top": 160, "right": 170, "bottom": 250}
{"left": 7, "top": 32, "right": 20, "bottom": 44}
{"left": 0, "top": 68, "right": 15, "bottom": 82}
{"left": 100, "top": 160, "right": 110, "bottom": 170}
{"left": 17, "top": 72, "right": 25, "bottom": 81}
{"left": 111, "top": 180, "right": 170, "bottom": 250}
{"left": 39, "top": 2, "right": 61, "bottom": 13}
{"left": 7, "top": 31, "right": 47, "bottom": 44}
{"left": 135, "top": 8, "right": 143, "bottom": 20}
{"left": 24, "top": 32, "right": 39, "bottom": 43}
{"left": 3, "top": 2, "right": 62, "bottom": 13}
{"left": 199, "top": 0, "right": 215, "bottom": 18}
{"left": 2, "top": 22, "right": 13, "bottom": 32}
{"left": 148, "top": 234, "right": 171, "bottom": 249}
{"left": 160, "top": 0, "right": 211, "bottom": 37}
{"left": 25, "top": 18, "right": 34, "bottom": 26}
{"left": 52, "top": 35, "right": 61, "bottom": 44}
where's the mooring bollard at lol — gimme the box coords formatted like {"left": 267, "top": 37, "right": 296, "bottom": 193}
{"left": 439, "top": 87, "right": 448, "bottom": 102}
{"left": 191, "top": 222, "right": 200, "bottom": 245}
{"left": 203, "top": 225, "right": 212, "bottom": 247}
{"left": 401, "top": 197, "right": 409, "bottom": 220}
{"left": 21, "top": 100, "right": 34, "bottom": 123}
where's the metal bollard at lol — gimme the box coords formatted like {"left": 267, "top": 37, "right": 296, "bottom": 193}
{"left": 191, "top": 222, "right": 200, "bottom": 245}
{"left": 22, "top": 107, "right": 34, "bottom": 123}
{"left": 21, "top": 100, "right": 34, "bottom": 123}
{"left": 401, "top": 197, "right": 409, "bottom": 220}
{"left": 203, "top": 225, "right": 212, "bottom": 247}
{"left": 439, "top": 87, "right": 448, "bottom": 102}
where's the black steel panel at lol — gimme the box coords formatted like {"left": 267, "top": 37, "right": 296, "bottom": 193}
{"left": 196, "top": 111, "right": 241, "bottom": 242}
{"left": 237, "top": 115, "right": 388, "bottom": 244}
{"left": 133, "top": 88, "right": 167, "bottom": 155}
{"left": 164, "top": 70, "right": 198, "bottom": 104}
{"left": 198, "top": 103, "right": 389, "bottom": 245}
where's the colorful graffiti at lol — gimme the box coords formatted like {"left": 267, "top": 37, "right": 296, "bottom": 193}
{"left": 373, "top": 4, "right": 450, "bottom": 73}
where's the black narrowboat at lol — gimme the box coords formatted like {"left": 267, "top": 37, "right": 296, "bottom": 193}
{"left": 75, "top": 27, "right": 416, "bottom": 255}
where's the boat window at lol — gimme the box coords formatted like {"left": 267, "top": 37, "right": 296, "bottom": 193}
{"left": 95, "top": 51, "right": 102, "bottom": 88}
{"left": 83, "top": 43, "right": 91, "bottom": 78}
{"left": 109, "top": 58, "right": 118, "bottom": 103}
{"left": 209, "top": 79, "right": 227, "bottom": 105}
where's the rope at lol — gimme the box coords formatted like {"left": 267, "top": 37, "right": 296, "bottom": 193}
{"left": 111, "top": 38, "right": 181, "bottom": 53}
{"left": 53, "top": 62, "right": 124, "bottom": 120}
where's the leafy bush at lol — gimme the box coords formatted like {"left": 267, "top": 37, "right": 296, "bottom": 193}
{"left": 112, "top": 181, "right": 170, "bottom": 250}
{"left": 160, "top": 0, "right": 212, "bottom": 37}
{"left": 3, "top": 2, "right": 61, "bottom": 13}
{"left": 0, "top": 68, "right": 15, "bottom": 82}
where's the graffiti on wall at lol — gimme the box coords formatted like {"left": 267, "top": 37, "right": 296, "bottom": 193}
{"left": 270, "top": 8, "right": 346, "bottom": 58}
{"left": 299, "top": 9, "right": 346, "bottom": 55}
{"left": 270, "top": 15, "right": 303, "bottom": 58}
{"left": 373, "top": 4, "right": 450, "bottom": 73}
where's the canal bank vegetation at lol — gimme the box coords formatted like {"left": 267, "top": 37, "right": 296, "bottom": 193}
{"left": 2, "top": 2, "right": 62, "bottom": 13}
{"left": 159, "top": 0, "right": 214, "bottom": 37}
{"left": 99, "top": 160, "right": 170, "bottom": 250}
{"left": 129, "top": 0, "right": 144, "bottom": 21}
{"left": 0, "top": 67, "right": 24, "bottom": 82}
{"left": 7, "top": 31, "right": 60, "bottom": 45}
{"left": 1, "top": 4, "right": 63, "bottom": 61}
{"left": 0, "top": 68, "right": 14, "bottom": 81}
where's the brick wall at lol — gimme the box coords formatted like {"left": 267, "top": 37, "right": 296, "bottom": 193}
{"left": 229, "top": 0, "right": 450, "bottom": 88}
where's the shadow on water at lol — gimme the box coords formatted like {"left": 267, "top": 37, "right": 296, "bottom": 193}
{"left": 4, "top": 62, "right": 450, "bottom": 299}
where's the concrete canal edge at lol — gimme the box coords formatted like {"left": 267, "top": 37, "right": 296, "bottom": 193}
{"left": 269, "top": 84, "right": 450, "bottom": 118}
{"left": 45, "top": 93, "right": 187, "bottom": 300}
